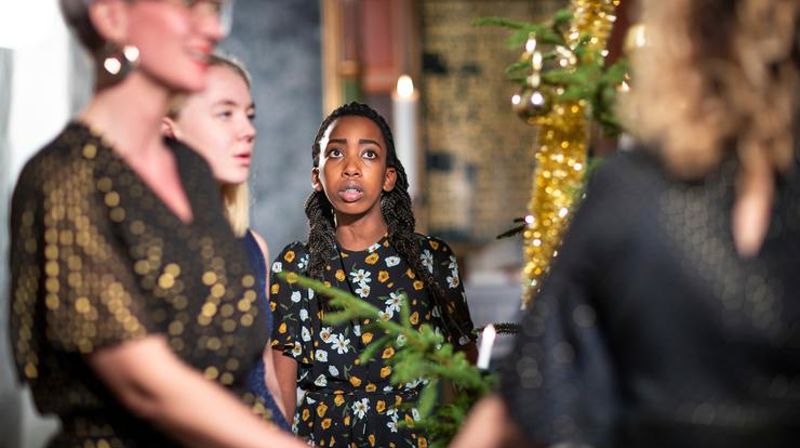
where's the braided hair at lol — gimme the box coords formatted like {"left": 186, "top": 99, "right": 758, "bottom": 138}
{"left": 305, "top": 102, "right": 468, "bottom": 342}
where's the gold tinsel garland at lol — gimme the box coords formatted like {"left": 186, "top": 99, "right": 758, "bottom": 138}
{"left": 521, "top": 0, "right": 620, "bottom": 308}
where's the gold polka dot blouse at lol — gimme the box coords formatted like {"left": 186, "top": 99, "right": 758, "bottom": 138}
{"left": 9, "top": 122, "right": 269, "bottom": 447}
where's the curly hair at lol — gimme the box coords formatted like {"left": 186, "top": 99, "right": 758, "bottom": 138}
{"left": 622, "top": 0, "right": 800, "bottom": 179}
{"left": 305, "top": 102, "right": 468, "bottom": 340}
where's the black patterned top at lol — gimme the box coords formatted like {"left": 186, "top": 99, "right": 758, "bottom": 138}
{"left": 500, "top": 149, "right": 800, "bottom": 448}
{"left": 270, "top": 234, "right": 474, "bottom": 447}
{"left": 9, "top": 122, "right": 270, "bottom": 447}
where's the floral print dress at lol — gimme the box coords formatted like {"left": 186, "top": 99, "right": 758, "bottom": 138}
{"left": 270, "top": 234, "right": 474, "bottom": 447}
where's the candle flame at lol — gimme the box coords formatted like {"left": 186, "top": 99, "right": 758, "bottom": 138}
{"left": 396, "top": 74, "right": 415, "bottom": 98}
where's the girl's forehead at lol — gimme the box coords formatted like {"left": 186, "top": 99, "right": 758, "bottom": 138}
{"left": 327, "top": 116, "right": 382, "bottom": 138}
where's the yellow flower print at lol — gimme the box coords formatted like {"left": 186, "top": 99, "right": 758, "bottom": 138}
{"left": 378, "top": 270, "right": 390, "bottom": 283}
{"left": 349, "top": 375, "right": 362, "bottom": 387}
{"left": 321, "top": 418, "right": 332, "bottom": 429}
{"left": 369, "top": 434, "right": 376, "bottom": 447}
{"left": 429, "top": 240, "right": 440, "bottom": 250}
{"left": 335, "top": 269, "right": 346, "bottom": 281}
{"left": 413, "top": 280, "right": 424, "bottom": 290}
{"left": 271, "top": 284, "right": 280, "bottom": 295}
{"left": 269, "top": 301, "right": 277, "bottom": 312}
{"left": 301, "top": 408, "right": 310, "bottom": 421}
{"left": 395, "top": 395, "right": 403, "bottom": 407}
{"left": 376, "top": 399, "right": 386, "bottom": 413}
{"left": 418, "top": 436, "right": 428, "bottom": 448}
{"left": 344, "top": 415, "right": 351, "bottom": 426}
{"left": 362, "top": 332, "right": 374, "bottom": 344}
{"left": 410, "top": 311, "right": 419, "bottom": 325}
{"left": 380, "top": 366, "right": 392, "bottom": 378}
{"left": 382, "top": 346, "right": 395, "bottom": 359}
{"left": 365, "top": 383, "right": 377, "bottom": 392}
{"left": 365, "top": 252, "right": 379, "bottom": 265}
{"left": 284, "top": 250, "right": 296, "bottom": 263}
{"left": 324, "top": 281, "right": 331, "bottom": 287}
{"left": 278, "top": 322, "right": 287, "bottom": 334}
{"left": 405, "top": 414, "right": 415, "bottom": 427}
{"left": 316, "top": 402, "right": 328, "bottom": 417}
{"left": 406, "top": 268, "right": 416, "bottom": 279}
{"left": 334, "top": 394, "right": 345, "bottom": 406}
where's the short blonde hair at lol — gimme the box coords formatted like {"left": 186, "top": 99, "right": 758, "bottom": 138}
{"left": 622, "top": 0, "right": 799, "bottom": 179}
{"left": 170, "top": 53, "right": 255, "bottom": 237}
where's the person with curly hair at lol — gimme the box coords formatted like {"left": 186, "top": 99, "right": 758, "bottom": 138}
{"left": 452, "top": 0, "right": 800, "bottom": 447}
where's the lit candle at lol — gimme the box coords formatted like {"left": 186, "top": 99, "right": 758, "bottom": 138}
{"left": 391, "top": 74, "right": 419, "bottom": 200}
{"left": 476, "top": 324, "right": 497, "bottom": 370}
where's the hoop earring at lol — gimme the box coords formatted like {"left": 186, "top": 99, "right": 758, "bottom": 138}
{"left": 99, "top": 43, "right": 140, "bottom": 80}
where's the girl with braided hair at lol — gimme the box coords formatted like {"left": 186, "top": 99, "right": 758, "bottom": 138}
{"left": 270, "top": 102, "right": 476, "bottom": 446}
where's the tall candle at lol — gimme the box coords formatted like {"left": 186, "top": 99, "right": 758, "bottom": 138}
{"left": 391, "top": 74, "right": 419, "bottom": 201}
{"left": 476, "top": 324, "right": 497, "bottom": 370}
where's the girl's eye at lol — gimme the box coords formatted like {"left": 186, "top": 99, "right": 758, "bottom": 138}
{"left": 216, "top": 110, "right": 234, "bottom": 119}
{"left": 362, "top": 150, "right": 377, "bottom": 160}
{"left": 247, "top": 111, "right": 256, "bottom": 121}
{"left": 327, "top": 148, "right": 343, "bottom": 158}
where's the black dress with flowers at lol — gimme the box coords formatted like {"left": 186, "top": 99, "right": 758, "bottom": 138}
{"left": 270, "top": 234, "right": 474, "bottom": 447}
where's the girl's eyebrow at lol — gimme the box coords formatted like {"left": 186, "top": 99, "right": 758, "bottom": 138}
{"left": 327, "top": 138, "right": 383, "bottom": 149}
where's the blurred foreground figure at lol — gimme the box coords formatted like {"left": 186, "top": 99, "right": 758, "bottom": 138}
{"left": 8, "top": 0, "right": 304, "bottom": 446}
{"left": 452, "top": 0, "right": 800, "bottom": 447}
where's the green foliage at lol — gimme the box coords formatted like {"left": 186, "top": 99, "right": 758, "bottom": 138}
{"left": 474, "top": 9, "right": 629, "bottom": 136}
{"left": 279, "top": 272, "right": 495, "bottom": 448}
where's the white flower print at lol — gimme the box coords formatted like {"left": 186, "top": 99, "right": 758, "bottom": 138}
{"left": 432, "top": 305, "right": 441, "bottom": 318}
{"left": 301, "top": 326, "right": 311, "bottom": 342}
{"left": 330, "top": 334, "right": 350, "bottom": 354}
{"left": 378, "top": 309, "right": 394, "bottom": 321}
{"left": 353, "top": 324, "right": 362, "bottom": 336}
{"left": 395, "top": 334, "right": 407, "bottom": 347}
{"left": 355, "top": 283, "right": 371, "bottom": 298}
{"left": 412, "top": 408, "right": 421, "bottom": 421}
{"left": 446, "top": 273, "right": 460, "bottom": 288}
{"left": 386, "top": 409, "right": 399, "bottom": 432}
{"left": 421, "top": 249, "right": 434, "bottom": 273}
{"left": 350, "top": 269, "right": 371, "bottom": 285}
{"left": 328, "top": 365, "right": 339, "bottom": 376}
{"left": 385, "top": 256, "right": 401, "bottom": 267}
{"left": 291, "top": 291, "right": 302, "bottom": 303}
{"left": 297, "top": 254, "right": 309, "bottom": 270}
{"left": 307, "top": 288, "right": 315, "bottom": 299}
{"left": 314, "top": 374, "right": 328, "bottom": 387}
{"left": 448, "top": 255, "right": 458, "bottom": 271}
{"left": 385, "top": 292, "right": 404, "bottom": 314}
{"left": 352, "top": 398, "right": 370, "bottom": 419}
{"left": 292, "top": 342, "right": 302, "bottom": 357}
{"left": 299, "top": 308, "right": 308, "bottom": 321}
{"left": 272, "top": 261, "right": 283, "bottom": 273}
{"left": 319, "top": 326, "right": 333, "bottom": 343}
{"left": 315, "top": 349, "right": 328, "bottom": 362}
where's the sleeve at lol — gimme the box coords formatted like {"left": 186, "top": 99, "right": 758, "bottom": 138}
{"left": 9, "top": 161, "right": 155, "bottom": 364}
{"left": 268, "top": 242, "right": 311, "bottom": 363}
{"left": 427, "top": 237, "right": 476, "bottom": 347}
{"left": 498, "top": 163, "right": 622, "bottom": 448}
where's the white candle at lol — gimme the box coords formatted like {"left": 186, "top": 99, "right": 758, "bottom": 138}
{"left": 391, "top": 74, "right": 419, "bottom": 201}
{"left": 476, "top": 324, "right": 497, "bottom": 370}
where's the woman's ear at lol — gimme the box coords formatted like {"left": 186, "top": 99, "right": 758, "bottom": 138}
{"left": 162, "top": 117, "right": 179, "bottom": 139}
{"left": 88, "top": 0, "right": 130, "bottom": 45}
{"left": 383, "top": 167, "right": 397, "bottom": 192}
{"left": 311, "top": 168, "right": 323, "bottom": 192}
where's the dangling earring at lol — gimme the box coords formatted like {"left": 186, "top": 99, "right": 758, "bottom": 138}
{"left": 98, "top": 43, "right": 140, "bottom": 80}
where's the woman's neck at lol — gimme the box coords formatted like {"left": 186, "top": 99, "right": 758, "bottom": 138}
{"left": 79, "top": 72, "right": 174, "bottom": 161}
{"left": 335, "top": 213, "right": 388, "bottom": 252}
